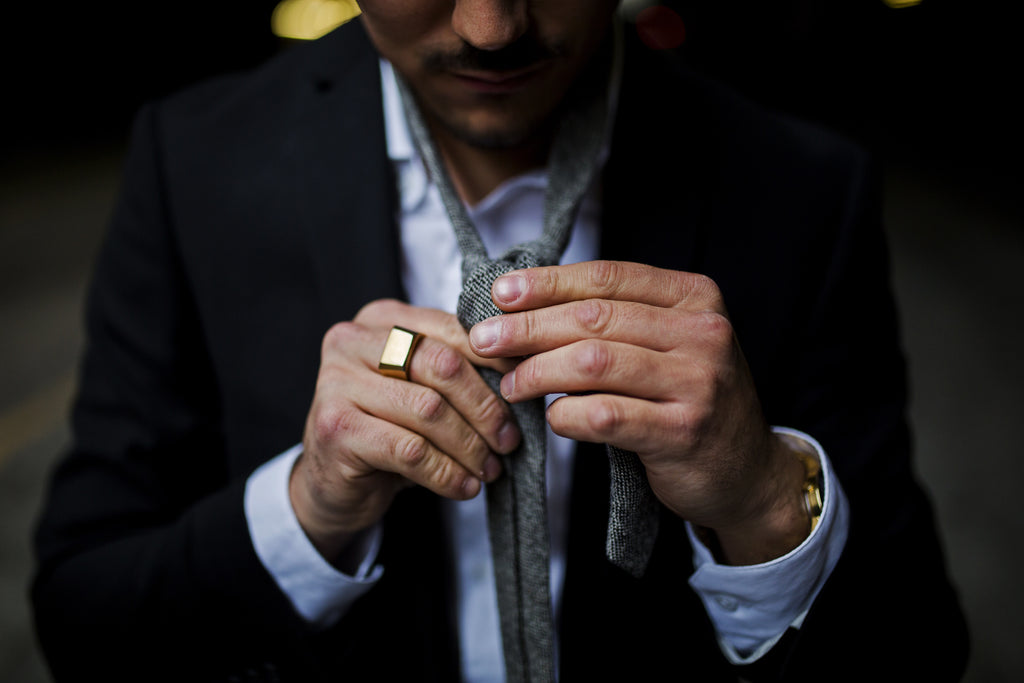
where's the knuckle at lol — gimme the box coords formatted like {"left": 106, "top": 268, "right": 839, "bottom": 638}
{"left": 310, "top": 402, "right": 356, "bottom": 445}
{"left": 574, "top": 339, "right": 613, "bottom": 379}
{"left": 574, "top": 298, "right": 613, "bottom": 336}
{"left": 322, "top": 321, "right": 361, "bottom": 352}
{"left": 588, "top": 260, "right": 622, "bottom": 294}
{"left": 516, "top": 356, "right": 543, "bottom": 390}
{"left": 423, "top": 342, "right": 465, "bottom": 383}
{"left": 475, "top": 389, "right": 508, "bottom": 426}
{"left": 395, "top": 433, "right": 430, "bottom": 469}
{"left": 433, "top": 459, "right": 468, "bottom": 496}
{"left": 668, "top": 402, "right": 711, "bottom": 442}
{"left": 696, "top": 310, "right": 734, "bottom": 345}
{"left": 410, "top": 388, "right": 446, "bottom": 424}
{"left": 458, "top": 429, "right": 488, "bottom": 464}
{"left": 586, "top": 396, "right": 622, "bottom": 437}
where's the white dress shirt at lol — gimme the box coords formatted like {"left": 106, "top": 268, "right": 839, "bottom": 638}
{"left": 244, "top": 57, "right": 850, "bottom": 680}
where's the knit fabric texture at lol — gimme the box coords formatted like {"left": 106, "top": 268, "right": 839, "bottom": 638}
{"left": 396, "top": 54, "right": 658, "bottom": 680}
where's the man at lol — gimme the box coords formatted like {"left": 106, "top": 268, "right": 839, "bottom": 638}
{"left": 32, "top": 1, "right": 968, "bottom": 681}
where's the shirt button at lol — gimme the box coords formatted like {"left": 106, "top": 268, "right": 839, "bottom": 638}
{"left": 714, "top": 594, "right": 739, "bottom": 611}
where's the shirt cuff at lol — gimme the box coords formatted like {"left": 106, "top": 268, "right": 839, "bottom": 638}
{"left": 244, "top": 444, "right": 384, "bottom": 628}
{"left": 686, "top": 427, "right": 849, "bottom": 664}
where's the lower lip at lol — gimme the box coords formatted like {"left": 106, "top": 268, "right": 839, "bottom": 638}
{"left": 451, "top": 67, "right": 544, "bottom": 95}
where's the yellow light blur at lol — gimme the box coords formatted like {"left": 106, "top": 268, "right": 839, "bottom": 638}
{"left": 882, "top": 0, "right": 923, "bottom": 7}
{"left": 271, "top": 0, "right": 361, "bottom": 41}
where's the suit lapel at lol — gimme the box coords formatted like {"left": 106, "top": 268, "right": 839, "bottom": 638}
{"left": 289, "top": 21, "right": 406, "bottom": 327}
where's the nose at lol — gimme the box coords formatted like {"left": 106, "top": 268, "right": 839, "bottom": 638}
{"left": 452, "top": 0, "right": 529, "bottom": 51}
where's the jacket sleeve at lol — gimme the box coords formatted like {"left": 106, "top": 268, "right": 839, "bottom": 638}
{"left": 740, "top": 151, "right": 971, "bottom": 681}
{"left": 30, "top": 104, "right": 325, "bottom": 683}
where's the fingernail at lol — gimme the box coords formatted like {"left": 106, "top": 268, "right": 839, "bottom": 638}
{"left": 493, "top": 274, "right": 523, "bottom": 304}
{"left": 500, "top": 369, "right": 516, "bottom": 400}
{"left": 482, "top": 454, "right": 503, "bottom": 482}
{"left": 470, "top": 319, "right": 499, "bottom": 350}
{"left": 462, "top": 476, "right": 482, "bottom": 498}
{"left": 497, "top": 420, "right": 520, "bottom": 453}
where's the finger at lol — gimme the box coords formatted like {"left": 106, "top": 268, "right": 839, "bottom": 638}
{"left": 355, "top": 298, "right": 516, "bottom": 374}
{"left": 406, "top": 335, "right": 522, "bottom": 457}
{"left": 360, "top": 376, "right": 500, "bottom": 479}
{"left": 490, "top": 261, "right": 727, "bottom": 314}
{"left": 312, "top": 396, "right": 485, "bottom": 501}
{"left": 323, "top": 323, "right": 520, "bottom": 461}
{"left": 545, "top": 392, "right": 698, "bottom": 457}
{"left": 470, "top": 300, "right": 731, "bottom": 358}
{"left": 499, "top": 339, "right": 709, "bottom": 404}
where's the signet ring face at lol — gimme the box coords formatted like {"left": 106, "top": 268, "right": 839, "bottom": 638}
{"left": 378, "top": 326, "right": 425, "bottom": 381}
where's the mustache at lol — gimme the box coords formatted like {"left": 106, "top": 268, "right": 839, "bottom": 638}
{"left": 423, "top": 34, "right": 564, "bottom": 73}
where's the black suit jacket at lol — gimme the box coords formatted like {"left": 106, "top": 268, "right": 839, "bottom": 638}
{"left": 32, "top": 19, "right": 968, "bottom": 682}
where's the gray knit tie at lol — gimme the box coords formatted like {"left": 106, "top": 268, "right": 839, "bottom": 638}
{"left": 397, "top": 62, "right": 659, "bottom": 683}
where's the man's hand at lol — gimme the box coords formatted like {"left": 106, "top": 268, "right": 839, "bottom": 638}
{"left": 291, "top": 299, "right": 521, "bottom": 563}
{"left": 468, "top": 261, "right": 810, "bottom": 565}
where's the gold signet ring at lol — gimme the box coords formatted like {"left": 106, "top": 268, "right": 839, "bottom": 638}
{"left": 378, "top": 326, "right": 425, "bottom": 381}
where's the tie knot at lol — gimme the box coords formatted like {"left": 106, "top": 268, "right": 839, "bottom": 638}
{"left": 457, "top": 259, "right": 516, "bottom": 329}
{"left": 457, "top": 247, "right": 546, "bottom": 329}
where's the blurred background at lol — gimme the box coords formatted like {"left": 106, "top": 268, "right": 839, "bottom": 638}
{"left": 1, "top": 0, "right": 1020, "bottom": 680}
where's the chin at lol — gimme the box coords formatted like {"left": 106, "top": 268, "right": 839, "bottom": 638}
{"left": 448, "top": 115, "right": 548, "bottom": 150}
{"left": 451, "top": 126, "right": 533, "bottom": 150}
{"left": 438, "top": 105, "right": 551, "bottom": 151}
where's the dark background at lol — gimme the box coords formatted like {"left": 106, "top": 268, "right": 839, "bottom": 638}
{"left": 2, "top": 2, "right": 1021, "bottom": 681}
{"left": 5, "top": 0, "right": 1020, "bottom": 199}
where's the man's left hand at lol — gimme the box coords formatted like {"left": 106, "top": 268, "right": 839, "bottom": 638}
{"left": 468, "top": 260, "right": 811, "bottom": 565}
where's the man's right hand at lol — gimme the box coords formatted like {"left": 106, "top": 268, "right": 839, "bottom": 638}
{"left": 289, "top": 299, "right": 521, "bottom": 563}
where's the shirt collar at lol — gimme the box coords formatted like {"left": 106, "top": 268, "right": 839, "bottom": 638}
{"left": 381, "top": 58, "right": 416, "bottom": 164}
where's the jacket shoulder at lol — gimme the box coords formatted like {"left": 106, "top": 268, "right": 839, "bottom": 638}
{"left": 154, "top": 20, "right": 378, "bottom": 130}
{"left": 620, "top": 28, "right": 868, "bottom": 185}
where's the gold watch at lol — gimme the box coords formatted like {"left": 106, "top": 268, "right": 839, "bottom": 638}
{"left": 795, "top": 451, "right": 824, "bottom": 532}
